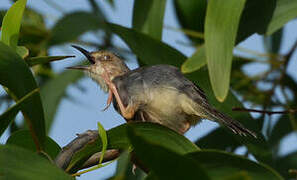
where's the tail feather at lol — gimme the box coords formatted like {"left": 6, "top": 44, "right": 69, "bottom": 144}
{"left": 207, "top": 107, "right": 257, "bottom": 138}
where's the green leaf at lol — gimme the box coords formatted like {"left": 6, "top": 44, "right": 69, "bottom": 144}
{"left": 0, "top": 42, "right": 46, "bottom": 150}
{"left": 6, "top": 130, "right": 61, "bottom": 160}
{"left": 181, "top": 45, "right": 206, "bottom": 73}
{"left": 16, "top": 46, "right": 29, "bottom": 58}
{"left": 26, "top": 55, "right": 75, "bottom": 67}
{"left": 132, "top": 0, "right": 167, "bottom": 40}
{"left": 40, "top": 70, "right": 84, "bottom": 133}
{"left": 196, "top": 128, "right": 240, "bottom": 150}
{"left": 173, "top": 0, "right": 207, "bottom": 43}
{"left": 187, "top": 150, "right": 284, "bottom": 180}
{"left": 112, "top": 151, "right": 145, "bottom": 180}
{"left": 67, "top": 122, "right": 199, "bottom": 173}
{"left": 275, "top": 151, "right": 297, "bottom": 179}
{"left": 106, "top": 23, "right": 185, "bottom": 66}
{"left": 97, "top": 122, "right": 108, "bottom": 165}
{"left": 266, "top": 0, "right": 297, "bottom": 35}
{"left": 49, "top": 12, "right": 103, "bottom": 45}
{"left": 205, "top": 0, "right": 246, "bottom": 101}
{"left": 0, "top": 0, "right": 27, "bottom": 49}
{"left": 0, "top": 145, "right": 73, "bottom": 180}
{"left": 0, "top": 88, "right": 39, "bottom": 136}
{"left": 236, "top": 0, "right": 276, "bottom": 43}
{"left": 127, "top": 125, "right": 210, "bottom": 180}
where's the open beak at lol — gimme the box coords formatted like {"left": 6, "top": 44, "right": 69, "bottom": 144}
{"left": 67, "top": 45, "right": 95, "bottom": 70}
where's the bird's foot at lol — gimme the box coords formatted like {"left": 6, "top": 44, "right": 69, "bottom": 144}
{"left": 102, "top": 89, "right": 113, "bottom": 111}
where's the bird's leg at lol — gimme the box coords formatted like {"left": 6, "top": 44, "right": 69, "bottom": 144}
{"left": 102, "top": 89, "right": 113, "bottom": 111}
{"left": 101, "top": 71, "right": 136, "bottom": 119}
{"left": 108, "top": 82, "right": 136, "bottom": 119}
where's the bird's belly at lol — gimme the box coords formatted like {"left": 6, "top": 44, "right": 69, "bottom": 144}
{"left": 138, "top": 87, "right": 198, "bottom": 133}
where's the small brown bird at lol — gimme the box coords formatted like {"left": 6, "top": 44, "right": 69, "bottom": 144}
{"left": 68, "top": 45, "right": 256, "bottom": 138}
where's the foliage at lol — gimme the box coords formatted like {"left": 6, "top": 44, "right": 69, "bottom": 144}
{"left": 0, "top": 0, "right": 297, "bottom": 180}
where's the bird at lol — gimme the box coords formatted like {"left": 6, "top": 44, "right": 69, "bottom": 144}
{"left": 68, "top": 45, "right": 257, "bottom": 138}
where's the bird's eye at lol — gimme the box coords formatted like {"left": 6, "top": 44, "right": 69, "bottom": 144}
{"left": 103, "top": 55, "right": 110, "bottom": 61}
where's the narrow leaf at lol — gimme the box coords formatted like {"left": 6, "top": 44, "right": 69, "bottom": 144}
{"left": 205, "top": 0, "right": 246, "bottom": 101}
{"left": 1, "top": 0, "right": 27, "bottom": 49}
{"left": 0, "top": 88, "right": 39, "bottom": 136}
{"left": 132, "top": 0, "right": 167, "bottom": 40}
{"left": 181, "top": 45, "right": 206, "bottom": 73}
{"left": 266, "top": 0, "right": 297, "bottom": 35}
{"left": 97, "top": 122, "right": 107, "bottom": 165}
{"left": 26, "top": 56, "right": 75, "bottom": 67}
{"left": 0, "top": 42, "right": 46, "bottom": 150}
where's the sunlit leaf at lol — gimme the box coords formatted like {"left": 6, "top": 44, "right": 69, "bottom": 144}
{"left": 0, "top": 0, "right": 27, "bottom": 49}
{"left": 97, "top": 122, "right": 108, "bottom": 165}
{"left": 181, "top": 45, "right": 206, "bottom": 73}
{"left": 205, "top": 0, "right": 246, "bottom": 101}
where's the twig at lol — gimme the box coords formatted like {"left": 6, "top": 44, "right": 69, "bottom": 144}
{"left": 232, "top": 107, "right": 297, "bottom": 115}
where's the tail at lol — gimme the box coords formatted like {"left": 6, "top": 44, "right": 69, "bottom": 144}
{"left": 206, "top": 107, "right": 257, "bottom": 138}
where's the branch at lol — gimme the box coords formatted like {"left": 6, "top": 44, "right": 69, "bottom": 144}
{"left": 232, "top": 107, "right": 297, "bottom": 115}
{"left": 54, "top": 130, "right": 120, "bottom": 172}
{"left": 55, "top": 130, "right": 98, "bottom": 170}
{"left": 81, "top": 149, "right": 120, "bottom": 169}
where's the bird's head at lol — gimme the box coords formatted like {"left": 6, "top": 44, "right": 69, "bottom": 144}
{"left": 68, "top": 45, "right": 130, "bottom": 92}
